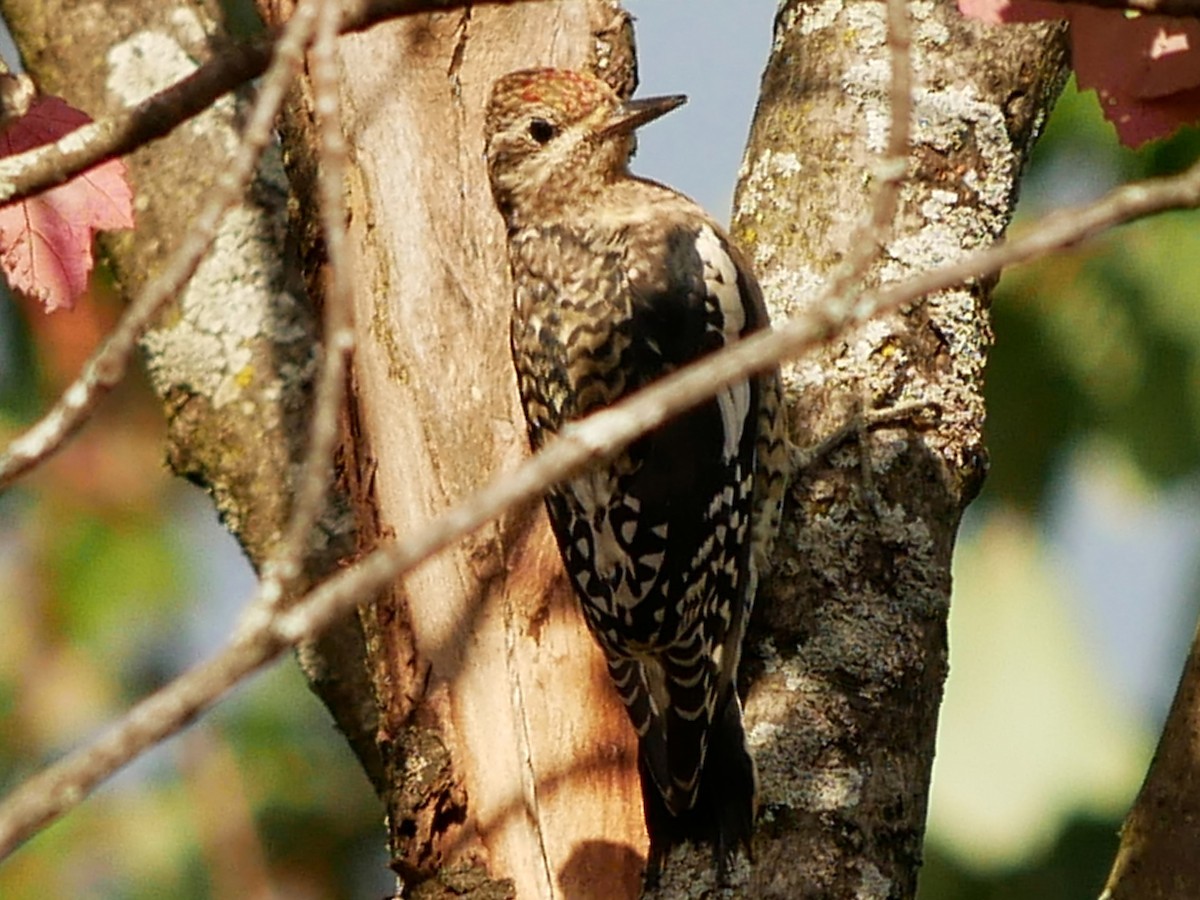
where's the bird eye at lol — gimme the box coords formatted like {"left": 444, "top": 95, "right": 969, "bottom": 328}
{"left": 528, "top": 118, "right": 557, "bottom": 144}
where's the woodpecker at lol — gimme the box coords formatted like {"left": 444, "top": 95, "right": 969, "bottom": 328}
{"left": 485, "top": 68, "right": 788, "bottom": 882}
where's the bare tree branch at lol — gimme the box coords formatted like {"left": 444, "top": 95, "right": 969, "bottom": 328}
{"left": 0, "top": 0, "right": 322, "bottom": 489}
{"left": 0, "top": 0, "right": 552, "bottom": 209}
{"left": 2, "top": 150, "right": 1197, "bottom": 862}
{"left": 647, "top": 9, "right": 913, "bottom": 891}
{"left": 259, "top": 0, "right": 353, "bottom": 602}
{"left": 820, "top": 0, "right": 912, "bottom": 305}
{"left": 1105, "top": 620, "right": 1200, "bottom": 895}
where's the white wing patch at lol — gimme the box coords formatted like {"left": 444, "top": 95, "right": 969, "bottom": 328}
{"left": 716, "top": 387, "right": 751, "bottom": 461}
{"left": 696, "top": 225, "right": 745, "bottom": 334}
{"left": 695, "top": 225, "right": 751, "bottom": 462}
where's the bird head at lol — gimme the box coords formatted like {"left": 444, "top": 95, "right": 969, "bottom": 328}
{"left": 484, "top": 68, "right": 686, "bottom": 226}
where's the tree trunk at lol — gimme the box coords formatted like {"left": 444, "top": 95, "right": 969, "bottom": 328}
{"left": 720, "top": 4, "right": 1068, "bottom": 898}
{"left": 1, "top": 0, "right": 382, "bottom": 792}
{"left": 1105, "top": 618, "right": 1200, "bottom": 899}
{"left": 262, "top": 2, "right": 644, "bottom": 897}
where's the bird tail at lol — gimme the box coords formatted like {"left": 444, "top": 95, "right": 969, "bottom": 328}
{"left": 639, "top": 681, "right": 757, "bottom": 886}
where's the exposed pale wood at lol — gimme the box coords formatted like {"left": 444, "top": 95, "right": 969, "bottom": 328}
{"left": 313, "top": 4, "right": 643, "bottom": 896}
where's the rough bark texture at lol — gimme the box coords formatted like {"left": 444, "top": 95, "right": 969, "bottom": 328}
{"left": 1, "top": 0, "right": 381, "bottom": 783}
{"left": 263, "top": 2, "right": 644, "bottom": 898}
{"left": 1104, "top": 620, "right": 1200, "bottom": 899}
{"left": 684, "top": 3, "right": 1068, "bottom": 899}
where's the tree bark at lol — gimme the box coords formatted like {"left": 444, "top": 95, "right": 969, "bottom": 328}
{"left": 262, "top": 2, "right": 644, "bottom": 897}
{"left": 291, "top": 3, "right": 1067, "bottom": 896}
{"left": 712, "top": 4, "right": 1068, "bottom": 898}
{"left": 0, "top": 0, "right": 381, "bottom": 784}
{"left": 1104, "top": 619, "right": 1200, "bottom": 899}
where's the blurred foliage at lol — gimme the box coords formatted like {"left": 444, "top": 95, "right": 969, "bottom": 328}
{"left": 985, "top": 79, "right": 1200, "bottom": 508}
{"left": 920, "top": 815, "right": 1120, "bottom": 900}
{"left": 921, "top": 74, "right": 1200, "bottom": 900}
{"left": 0, "top": 280, "right": 386, "bottom": 896}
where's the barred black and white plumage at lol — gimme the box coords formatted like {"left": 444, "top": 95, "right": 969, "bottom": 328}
{"left": 485, "top": 68, "right": 787, "bottom": 882}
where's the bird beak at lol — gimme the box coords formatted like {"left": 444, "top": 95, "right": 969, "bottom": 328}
{"left": 601, "top": 94, "right": 687, "bottom": 137}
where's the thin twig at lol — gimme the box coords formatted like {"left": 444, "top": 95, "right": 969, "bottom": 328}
{"left": 820, "top": 0, "right": 911, "bottom": 306}
{"left": 256, "top": 0, "right": 353, "bottom": 605}
{"left": 881, "top": 0, "right": 912, "bottom": 232}
{"left": 0, "top": 0, "right": 323, "bottom": 490}
{"left": 0, "top": 0, "right": 325, "bottom": 854}
{"left": 0, "top": 0, "right": 551, "bottom": 209}
{"left": 0, "top": 632, "right": 283, "bottom": 860}
{"left": 0, "top": 0, "right": 555, "bottom": 491}
{"left": 2, "top": 154, "right": 1197, "bottom": 860}
{"left": 154, "top": 162, "right": 1200, "bottom": 650}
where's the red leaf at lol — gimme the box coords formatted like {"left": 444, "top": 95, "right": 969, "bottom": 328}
{"left": 1068, "top": 7, "right": 1200, "bottom": 146}
{"left": 0, "top": 95, "right": 135, "bottom": 312}
{"left": 960, "top": 1, "right": 1200, "bottom": 147}
{"left": 958, "top": 0, "right": 1067, "bottom": 25}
